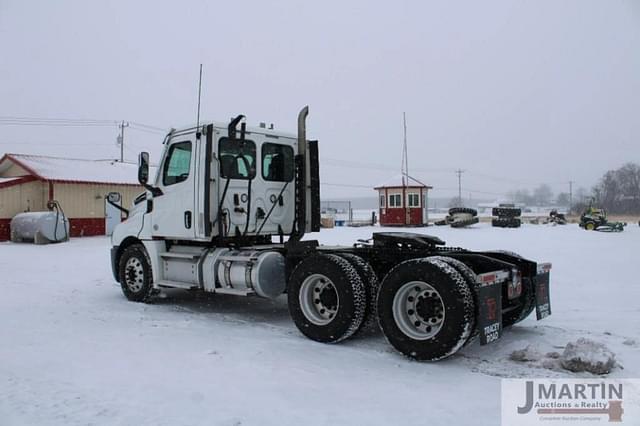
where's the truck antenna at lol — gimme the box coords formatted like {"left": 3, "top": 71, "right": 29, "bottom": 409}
{"left": 196, "top": 63, "right": 203, "bottom": 139}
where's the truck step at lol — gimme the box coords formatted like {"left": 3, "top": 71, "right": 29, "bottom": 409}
{"left": 155, "top": 280, "right": 198, "bottom": 289}
{"left": 214, "top": 287, "right": 255, "bottom": 297}
{"left": 160, "top": 252, "right": 201, "bottom": 260}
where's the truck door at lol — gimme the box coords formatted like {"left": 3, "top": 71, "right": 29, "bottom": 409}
{"left": 152, "top": 138, "right": 197, "bottom": 239}
{"left": 256, "top": 142, "right": 296, "bottom": 235}
{"left": 217, "top": 137, "right": 256, "bottom": 236}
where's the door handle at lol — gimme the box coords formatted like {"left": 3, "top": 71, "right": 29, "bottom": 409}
{"left": 184, "top": 211, "right": 192, "bottom": 229}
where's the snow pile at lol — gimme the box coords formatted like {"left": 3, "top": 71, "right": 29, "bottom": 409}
{"left": 560, "top": 338, "right": 617, "bottom": 375}
{"left": 509, "top": 345, "right": 543, "bottom": 363}
{"left": 509, "top": 339, "right": 617, "bottom": 375}
{"left": 508, "top": 345, "right": 562, "bottom": 371}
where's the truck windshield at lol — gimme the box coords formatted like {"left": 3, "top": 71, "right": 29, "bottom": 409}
{"left": 218, "top": 138, "right": 256, "bottom": 180}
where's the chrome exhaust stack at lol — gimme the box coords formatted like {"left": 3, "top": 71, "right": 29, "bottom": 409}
{"left": 297, "top": 105, "right": 309, "bottom": 156}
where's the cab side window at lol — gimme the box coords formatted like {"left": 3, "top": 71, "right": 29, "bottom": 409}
{"left": 262, "top": 143, "right": 294, "bottom": 182}
{"left": 219, "top": 138, "right": 256, "bottom": 180}
{"left": 163, "top": 141, "right": 192, "bottom": 186}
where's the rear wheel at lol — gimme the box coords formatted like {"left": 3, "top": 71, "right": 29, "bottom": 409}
{"left": 118, "top": 244, "right": 155, "bottom": 302}
{"left": 377, "top": 258, "right": 475, "bottom": 361}
{"left": 288, "top": 254, "right": 366, "bottom": 343}
{"left": 584, "top": 221, "right": 596, "bottom": 231}
{"left": 429, "top": 256, "right": 478, "bottom": 346}
{"left": 337, "top": 253, "right": 380, "bottom": 334}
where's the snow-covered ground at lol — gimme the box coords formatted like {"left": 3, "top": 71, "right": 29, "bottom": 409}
{"left": 1, "top": 223, "right": 639, "bottom": 425}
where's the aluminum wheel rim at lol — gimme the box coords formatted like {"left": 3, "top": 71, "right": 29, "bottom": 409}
{"left": 299, "top": 273, "right": 339, "bottom": 326}
{"left": 392, "top": 281, "right": 445, "bottom": 340}
{"left": 124, "top": 257, "right": 145, "bottom": 293}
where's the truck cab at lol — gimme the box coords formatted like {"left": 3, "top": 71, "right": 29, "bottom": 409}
{"left": 131, "top": 122, "right": 305, "bottom": 243}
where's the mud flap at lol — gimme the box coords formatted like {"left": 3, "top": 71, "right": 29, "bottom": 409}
{"left": 477, "top": 281, "right": 503, "bottom": 345}
{"left": 534, "top": 269, "right": 552, "bottom": 320}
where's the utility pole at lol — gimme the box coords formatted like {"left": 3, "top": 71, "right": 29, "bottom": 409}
{"left": 455, "top": 169, "right": 465, "bottom": 206}
{"left": 118, "top": 120, "right": 129, "bottom": 162}
{"left": 568, "top": 180, "right": 574, "bottom": 215}
{"left": 401, "top": 112, "right": 408, "bottom": 186}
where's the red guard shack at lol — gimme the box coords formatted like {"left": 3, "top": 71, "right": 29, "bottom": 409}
{"left": 375, "top": 174, "right": 431, "bottom": 226}
{"left": 0, "top": 153, "right": 146, "bottom": 241}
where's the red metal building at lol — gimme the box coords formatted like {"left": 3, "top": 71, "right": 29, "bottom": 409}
{"left": 0, "top": 154, "right": 146, "bottom": 241}
{"left": 375, "top": 175, "right": 431, "bottom": 226}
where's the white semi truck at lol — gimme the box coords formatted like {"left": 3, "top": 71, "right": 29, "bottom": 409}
{"left": 109, "top": 107, "right": 552, "bottom": 361}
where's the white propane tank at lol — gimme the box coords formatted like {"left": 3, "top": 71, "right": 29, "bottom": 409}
{"left": 10, "top": 211, "right": 70, "bottom": 243}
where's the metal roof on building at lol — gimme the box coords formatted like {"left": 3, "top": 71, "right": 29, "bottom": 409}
{"left": 0, "top": 153, "right": 155, "bottom": 186}
{"left": 374, "top": 173, "right": 432, "bottom": 189}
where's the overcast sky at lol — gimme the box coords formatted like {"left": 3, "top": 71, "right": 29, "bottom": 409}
{"left": 1, "top": 1, "right": 638, "bottom": 200}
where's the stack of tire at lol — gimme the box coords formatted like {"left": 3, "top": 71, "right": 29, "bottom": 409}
{"left": 435, "top": 207, "right": 479, "bottom": 228}
{"left": 492, "top": 205, "right": 521, "bottom": 228}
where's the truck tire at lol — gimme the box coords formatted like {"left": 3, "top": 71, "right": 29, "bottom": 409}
{"left": 492, "top": 217, "right": 521, "bottom": 228}
{"left": 450, "top": 217, "right": 479, "bottom": 228}
{"left": 377, "top": 258, "right": 475, "bottom": 361}
{"left": 492, "top": 207, "right": 521, "bottom": 218}
{"left": 288, "top": 254, "right": 367, "bottom": 343}
{"left": 449, "top": 207, "right": 478, "bottom": 216}
{"left": 118, "top": 243, "right": 155, "bottom": 302}
{"left": 338, "top": 253, "right": 380, "bottom": 334}
{"left": 428, "top": 256, "right": 479, "bottom": 346}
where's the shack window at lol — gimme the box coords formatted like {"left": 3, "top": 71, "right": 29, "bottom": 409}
{"left": 408, "top": 193, "right": 420, "bottom": 207}
{"left": 389, "top": 194, "right": 402, "bottom": 207}
{"left": 219, "top": 138, "right": 256, "bottom": 180}
{"left": 262, "top": 143, "right": 294, "bottom": 182}
{"left": 379, "top": 194, "right": 385, "bottom": 207}
{"left": 162, "top": 141, "right": 192, "bottom": 186}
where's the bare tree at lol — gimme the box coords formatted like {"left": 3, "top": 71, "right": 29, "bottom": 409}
{"left": 533, "top": 184, "right": 553, "bottom": 206}
{"left": 556, "top": 192, "right": 570, "bottom": 206}
{"left": 592, "top": 163, "right": 640, "bottom": 213}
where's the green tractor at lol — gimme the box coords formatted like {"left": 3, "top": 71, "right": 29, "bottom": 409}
{"left": 579, "top": 202, "right": 626, "bottom": 232}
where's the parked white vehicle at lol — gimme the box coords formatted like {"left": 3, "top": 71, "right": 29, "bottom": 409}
{"left": 110, "top": 107, "right": 552, "bottom": 361}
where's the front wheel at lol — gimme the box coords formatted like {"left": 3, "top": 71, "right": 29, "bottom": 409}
{"left": 288, "top": 254, "right": 366, "bottom": 343}
{"left": 118, "top": 244, "right": 155, "bottom": 302}
{"left": 377, "top": 258, "right": 475, "bottom": 361}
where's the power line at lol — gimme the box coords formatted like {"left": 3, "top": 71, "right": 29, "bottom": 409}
{"left": 0, "top": 142, "right": 115, "bottom": 146}
{"left": 321, "top": 182, "right": 372, "bottom": 189}
{"left": 128, "top": 121, "right": 168, "bottom": 132}
{"left": 0, "top": 121, "right": 117, "bottom": 128}
{"left": 0, "top": 116, "right": 165, "bottom": 131}
{"left": 322, "top": 157, "right": 453, "bottom": 174}
{"left": 128, "top": 125, "right": 166, "bottom": 135}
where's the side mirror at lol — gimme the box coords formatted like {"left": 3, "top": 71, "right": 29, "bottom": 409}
{"left": 138, "top": 152, "right": 150, "bottom": 185}
{"left": 107, "top": 192, "right": 121, "bottom": 203}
